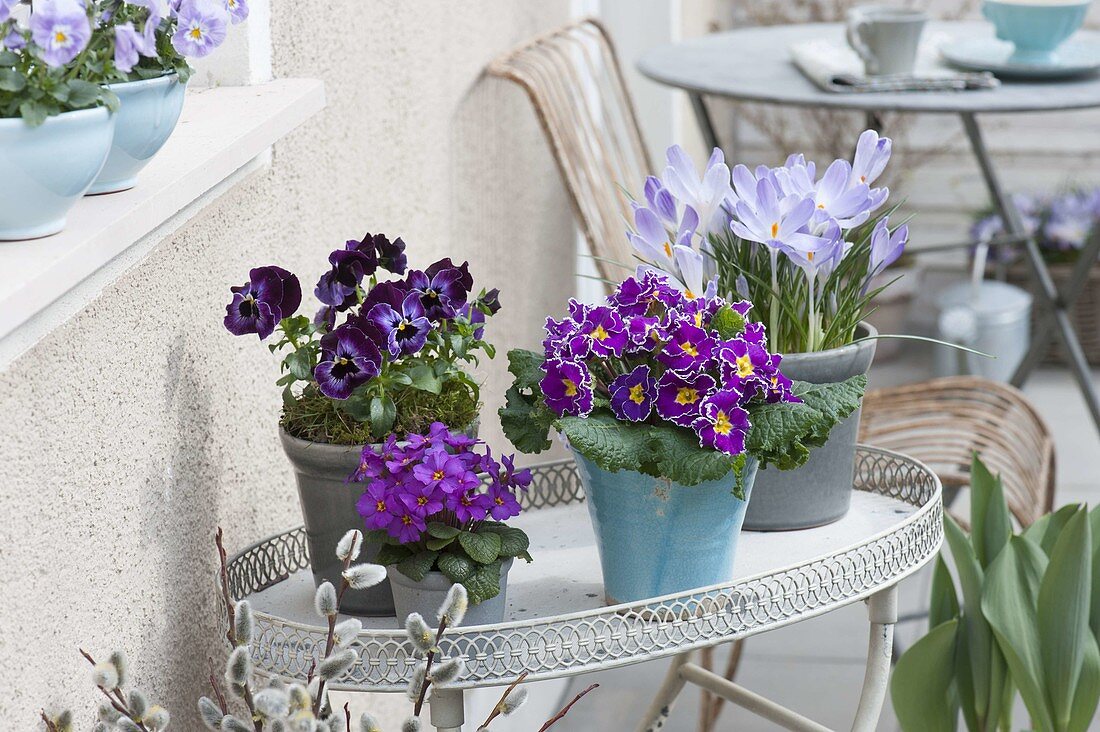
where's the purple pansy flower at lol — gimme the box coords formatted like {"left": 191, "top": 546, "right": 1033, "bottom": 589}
{"left": 315, "top": 236, "right": 380, "bottom": 310}
{"left": 367, "top": 293, "right": 431, "bottom": 357}
{"left": 30, "top": 0, "right": 92, "bottom": 67}
{"left": 609, "top": 365, "right": 654, "bottom": 422}
{"left": 407, "top": 266, "right": 468, "bottom": 320}
{"left": 426, "top": 258, "right": 473, "bottom": 292}
{"left": 224, "top": 0, "right": 247, "bottom": 23}
{"left": 0, "top": 0, "right": 19, "bottom": 23}
{"left": 540, "top": 359, "right": 594, "bottom": 417}
{"left": 693, "top": 390, "right": 750, "bottom": 455}
{"left": 171, "top": 0, "right": 227, "bottom": 58}
{"left": 412, "top": 449, "right": 466, "bottom": 494}
{"left": 2, "top": 28, "right": 26, "bottom": 51}
{"left": 113, "top": 22, "right": 141, "bottom": 73}
{"left": 655, "top": 371, "right": 715, "bottom": 427}
{"left": 658, "top": 321, "right": 715, "bottom": 373}
{"left": 313, "top": 325, "right": 382, "bottom": 400}
{"left": 375, "top": 234, "right": 407, "bottom": 274}
{"left": 223, "top": 265, "right": 302, "bottom": 339}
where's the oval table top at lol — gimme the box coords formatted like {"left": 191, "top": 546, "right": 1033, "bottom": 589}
{"left": 230, "top": 447, "right": 942, "bottom": 691}
{"left": 637, "top": 21, "right": 1100, "bottom": 115}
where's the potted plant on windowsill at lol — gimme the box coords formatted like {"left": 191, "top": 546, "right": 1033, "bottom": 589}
{"left": 222, "top": 233, "right": 500, "bottom": 615}
{"left": 499, "top": 270, "right": 863, "bottom": 605}
{"left": 0, "top": 0, "right": 119, "bottom": 240}
{"left": 350, "top": 422, "right": 533, "bottom": 626}
{"left": 626, "top": 130, "right": 909, "bottom": 530}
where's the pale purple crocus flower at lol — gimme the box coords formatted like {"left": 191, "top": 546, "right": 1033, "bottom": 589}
{"left": 643, "top": 175, "right": 679, "bottom": 226}
{"left": 671, "top": 244, "right": 717, "bottom": 301}
{"left": 851, "top": 130, "right": 892, "bottom": 188}
{"left": 731, "top": 177, "right": 819, "bottom": 252}
{"left": 171, "top": 0, "right": 227, "bottom": 57}
{"left": 662, "top": 145, "right": 735, "bottom": 237}
{"left": 224, "top": 0, "right": 247, "bottom": 23}
{"left": 29, "top": 0, "right": 91, "bottom": 67}
{"left": 628, "top": 203, "right": 697, "bottom": 275}
{"left": 809, "top": 159, "right": 875, "bottom": 230}
{"left": 868, "top": 217, "right": 909, "bottom": 277}
{"left": 113, "top": 21, "right": 140, "bottom": 72}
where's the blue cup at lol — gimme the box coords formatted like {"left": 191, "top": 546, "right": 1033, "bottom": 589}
{"left": 982, "top": 0, "right": 1091, "bottom": 62}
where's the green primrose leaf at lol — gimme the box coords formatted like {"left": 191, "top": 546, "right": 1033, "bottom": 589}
{"left": 499, "top": 383, "right": 555, "bottom": 454}
{"left": 397, "top": 550, "right": 440, "bottom": 583}
{"left": 463, "top": 560, "right": 503, "bottom": 606}
{"left": 458, "top": 531, "right": 502, "bottom": 565}
{"left": 437, "top": 552, "right": 475, "bottom": 584}
{"left": 374, "top": 543, "right": 413, "bottom": 567}
{"left": 427, "top": 522, "right": 461, "bottom": 540}
{"left": 479, "top": 523, "right": 531, "bottom": 558}
{"left": 506, "top": 349, "right": 546, "bottom": 391}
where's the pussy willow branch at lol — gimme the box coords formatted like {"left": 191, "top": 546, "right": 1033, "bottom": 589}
{"left": 537, "top": 683, "right": 599, "bottom": 732}
{"left": 311, "top": 550, "right": 354, "bottom": 716}
{"left": 215, "top": 529, "right": 263, "bottom": 732}
{"left": 343, "top": 702, "right": 351, "bottom": 732}
{"left": 413, "top": 613, "right": 451, "bottom": 717}
{"left": 477, "top": 672, "right": 529, "bottom": 729}
{"left": 79, "top": 649, "right": 149, "bottom": 732}
{"left": 39, "top": 711, "right": 58, "bottom": 732}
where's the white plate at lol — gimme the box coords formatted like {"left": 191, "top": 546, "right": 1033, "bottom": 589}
{"left": 941, "top": 33, "right": 1100, "bottom": 80}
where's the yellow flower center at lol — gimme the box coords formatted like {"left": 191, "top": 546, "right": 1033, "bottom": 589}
{"left": 188, "top": 26, "right": 203, "bottom": 40}
{"left": 402, "top": 515, "right": 413, "bottom": 526}
{"left": 495, "top": 497, "right": 505, "bottom": 505}
{"left": 397, "top": 321, "right": 406, "bottom": 331}
{"left": 562, "top": 378, "right": 578, "bottom": 397}
{"left": 433, "top": 470, "right": 445, "bottom": 481}
{"left": 770, "top": 222, "right": 779, "bottom": 238}
{"left": 417, "top": 496, "right": 428, "bottom": 506}
{"left": 592, "top": 324, "right": 610, "bottom": 341}
{"left": 680, "top": 341, "right": 699, "bottom": 357}
{"left": 684, "top": 289, "right": 696, "bottom": 300}
{"left": 675, "top": 387, "right": 700, "bottom": 405}
{"left": 694, "top": 311, "right": 704, "bottom": 327}
{"left": 714, "top": 410, "right": 733, "bottom": 436}
{"left": 663, "top": 241, "right": 673, "bottom": 258}
{"left": 337, "top": 357, "right": 349, "bottom": 366}
{"left": 807, "top": 251, "right": 815, "bottom": 262}
{"left": 375, "top": 500, "right": 386, "bottom": 512}
{"left": 736, "top": 354, "right": 754, "bottom": 378}
{"left": 628, "top": 383, "right": 646, "bottom": 405}
{"left": 54, "top": 31, "right": 67, "bottom": 43}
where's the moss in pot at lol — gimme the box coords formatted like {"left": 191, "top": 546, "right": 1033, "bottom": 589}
{"left": 222, "top": 233, "right": 502, "bottom": 614}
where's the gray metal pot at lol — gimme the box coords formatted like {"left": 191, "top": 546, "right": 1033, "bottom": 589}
{"left": 743, "top": 322, "right": 878, "bottom": 531}
{"left": 388, "top": 559, "right": 513, "bottom": 628}
{"left": 279, "top": 430, "right": 395, "bottom": 616}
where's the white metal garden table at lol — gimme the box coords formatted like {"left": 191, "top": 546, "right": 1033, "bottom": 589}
{"left": 228, "top": 446, "right": 942, "bottom": 731}
{"left": 637, "top": 20, "right": 1100, "bottom": 438}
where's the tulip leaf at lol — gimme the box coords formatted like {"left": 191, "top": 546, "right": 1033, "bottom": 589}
{"left": 944, "top": 514, "right": 993, "bottom": 718}
{"left": 982, "top": 536, "right": 1052, "bottom": 732}
{"left": 970, "top": 454, "right": 1011, "bottom": 569}
{"left": 891, "top": 619, "right": 960, "bottom": 732}
{"left": 1024, "top": 504, "right": 1078, "bottom": 557}
{"left": 1038, "top": 507, "right": 1092, "bottom": 730}
{"left": 1067, "top": 632, "right": 1100, "bottom": 732}
{"left": 930, "top": 555, "right": 960, "bottom": 629}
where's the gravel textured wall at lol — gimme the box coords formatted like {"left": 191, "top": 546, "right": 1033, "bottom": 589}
{"left": 0, "top": 2, "right": 573, "bottom": 726}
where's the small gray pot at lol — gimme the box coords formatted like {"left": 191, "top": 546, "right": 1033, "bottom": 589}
{"left": 280, "top": 430, "right": 395, "bottom": 616}
{"left": 388, "top": 558, "right": 513, "bottom": 628}
{"left": 743, "top": 322, "right": 878, "bottom": 531}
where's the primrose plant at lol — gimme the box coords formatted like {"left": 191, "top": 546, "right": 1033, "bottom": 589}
{"left": 1, "top": 0, "right": 244, "bottom": 125}
{"left": 223, "top": 234, "right": 499, "bottom": 445}
{"left": 628, "top": 130, "right": 908, "bottom": 353}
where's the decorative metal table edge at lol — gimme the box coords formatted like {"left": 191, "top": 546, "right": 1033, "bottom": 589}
{"left": 226, "top": 445, "right": 943, "bottom": 708}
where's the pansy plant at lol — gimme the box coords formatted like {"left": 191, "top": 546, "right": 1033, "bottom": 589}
{"left": 625, "top": 130, "right": 909, "bottom": 354}
{"left": 223, "top": 234, "right": 500, "bottom": 444}
{"left": 500, "top": 271, "right": 866, "bottom": 494}
{"left": 353, "top": 422, "right": 533, "bottom": 605}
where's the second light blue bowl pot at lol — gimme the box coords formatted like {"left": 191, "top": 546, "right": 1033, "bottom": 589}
{"left": 573, "top": 450, "right": 758, "bottom": 604}
{"left": 88, "top": 73, "right": 186, "bottom": 195}
{"left": 982, "top": 0, "right": 1090, "bottom": 61}
{"left": 0, "top": 107, "right": 115, "bottom": 241}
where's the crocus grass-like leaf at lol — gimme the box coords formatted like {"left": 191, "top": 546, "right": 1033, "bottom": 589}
{"left": 943, "top": 514, "right": 994, "bottom": 723}
{"left": 982, "top": 536, "right": 1053, "bottom": 732}
{"left": 929, "top": 555, "right": 960, "bottom": 631}
{"left": 1090, "top": 505, "right": 1100, "bottom": 642}
{"left": 970, "top": 454, "right": 1011, "bottom": 570}
{"left": 891, "top": 619, "right": 960, "bottom": 732}
{"left": 457, "top": 531, "right": 501, "bottom": 565}
{"left": 1038, "top": 506, "right": 1092, "bottom": 731}
{"left": 1067, "top": 632, "right": 1100, "bottom": 732}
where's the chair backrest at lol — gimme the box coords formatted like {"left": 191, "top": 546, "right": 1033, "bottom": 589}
{"left": 859, "top": 376, "right": 1055, "bottom": 528}
{"left": 489, "top": 18, "right": 652, "bottom": 285}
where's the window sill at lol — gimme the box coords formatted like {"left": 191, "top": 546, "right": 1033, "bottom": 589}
{"left": 0, "top": 77, "right": 326, "bottom": 367}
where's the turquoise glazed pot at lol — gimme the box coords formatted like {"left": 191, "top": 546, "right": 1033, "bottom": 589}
{"left": 982, "top": 0, "right": 1090, "bottom": 62}
{"left": 573, "top": 450, "right": 758, "bottom": 604}
{"left": 0, "top": 107, "right": 115, "bottom": 241}
{"left": 88, "top": 74, "right": 186, "bottom": 194}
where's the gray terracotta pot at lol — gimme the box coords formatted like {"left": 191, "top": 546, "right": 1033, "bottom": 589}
{"left": 743, "top": 322, "right": 878, "bottom": 531}
{"left": 388, "top": 559, "right": 513, "bottom": 628}
{"left": 280, "top": 430, "right": 395, "bottom": 616}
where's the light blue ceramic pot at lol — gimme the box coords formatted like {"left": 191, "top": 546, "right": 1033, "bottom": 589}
{"left": 573, "top": 450, "right": 758, "bottom": 604}
{"left": 982, "top": 0, "right": 1091, "bottom": 62}
{"left": 88, "top": 74, "right": 186, "bottom": 195}
{"left": 0, "top": 107, "right": 115, "bottom": 241}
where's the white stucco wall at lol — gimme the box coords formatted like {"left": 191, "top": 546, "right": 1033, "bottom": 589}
{"left": 0, "top": 2, "right": 573, "bottom": 727}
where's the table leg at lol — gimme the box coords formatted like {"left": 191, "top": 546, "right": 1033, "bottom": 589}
{"left": 959, "top": 112, "right": 1100, "bottom": 435}
{"left": 688, "top": 93, "right": 722, "bottom": 153}
{"left": 428, "top": 687, "right": 464, "bottom": 732}
{"left": 850, "top": 586, "right": 898, "bottom": 732}
{"left": 634, "top": 651, "right": 691, "bottom": 732}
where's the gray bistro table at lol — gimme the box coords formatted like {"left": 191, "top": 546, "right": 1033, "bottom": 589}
{"left": 638, "top": 21, "right": 1100, "bottom": 437}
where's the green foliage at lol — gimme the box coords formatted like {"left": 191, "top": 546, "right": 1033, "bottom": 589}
{"left": 892, "top": 454, "right": 1100, "bottom": 732}
{"left": 499, "top": 348, "right": 866, "bottom": 485}
{"left": 370, "top": 521, "right": 532, "bottom": 607}
{"left": 0, "top": 47, "right": 119, "bottom": 124}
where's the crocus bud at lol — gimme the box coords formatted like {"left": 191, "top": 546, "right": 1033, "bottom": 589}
{"left": 336, "top": 530, "right": 363, "bottom": 562}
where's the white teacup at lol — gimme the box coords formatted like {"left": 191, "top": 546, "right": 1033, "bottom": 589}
{"left": 846, "top": 6, "right": 929, "bottom": 75}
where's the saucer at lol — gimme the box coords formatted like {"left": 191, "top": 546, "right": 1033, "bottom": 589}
{"left": 940, "top": 33, "right": 1100, "bottom": 79}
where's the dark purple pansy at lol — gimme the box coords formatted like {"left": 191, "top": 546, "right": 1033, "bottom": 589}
{"left": 568, "top": 306, "right": 628, "bottom": 358}
{"left": 655, "top": 371, "right": 715, "bottom": 427}
{"left": 407, "top": 267, "right": 468, "bottom": 320}
{"left": 374, "top": 234, "right": 408, "bottom": 274}
{"left": 609, "top": 364, "right": 654, "bottom": 422}
{"left": 477, "top": 288, "right": 502, "bottom": 315}
{"left": 658, "top": 321, "right": 715, "bottom": 373}
{"left": 540, "top": 359, "right": 594, "bottom": 417}
{"left": 367, "top": 293, "right": 431, "bottom": 357}
{"left": 224, "top": 265, "right": 302, "bottom": 340}
{"left": 426, "top": 258, "right": 473, "bottom": 292}
{"left": 693, "top": 389, "right": 750, "bottom": 456}
{"left": 314, "top": 237, "right": 379, "bottom": 309}
{"left": 313, "top": 325, "right": 382, "bottom": 399}
{"left": 361, "top": 280, "right": 410, "bottom": 313}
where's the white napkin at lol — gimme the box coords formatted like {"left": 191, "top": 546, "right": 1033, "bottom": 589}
{"left": 790, "top": 34, "right": 998, "bottom": 93}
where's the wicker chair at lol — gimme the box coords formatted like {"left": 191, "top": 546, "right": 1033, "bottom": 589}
{"left": 488, "top": 18, "right": 651, "bottom": 284}
{"left": 860, "top": 376, "right": 1055, "bottom": 528}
